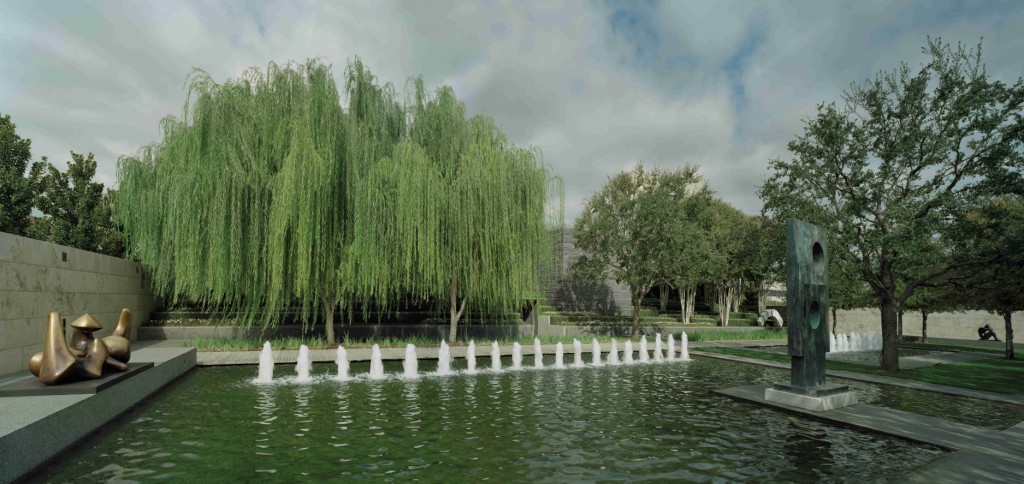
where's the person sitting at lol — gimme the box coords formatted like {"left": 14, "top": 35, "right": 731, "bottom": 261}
{"left": 978, "top": 324, "right": 1000, "bottom": 341}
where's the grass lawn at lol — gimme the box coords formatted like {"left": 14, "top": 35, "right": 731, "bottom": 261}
{"left": 696, "top": 346, "right": 1024, "bottom": 396}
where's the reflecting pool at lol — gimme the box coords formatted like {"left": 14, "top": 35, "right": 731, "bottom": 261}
{"left": 37, "top": 358, "right": 945, "bottom": 482}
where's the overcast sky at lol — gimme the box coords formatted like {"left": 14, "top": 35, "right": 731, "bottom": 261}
{"left": 2, "top": 0, "right": 1022, "bottom": 221}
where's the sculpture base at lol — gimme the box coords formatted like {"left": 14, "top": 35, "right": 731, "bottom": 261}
{"left": 0, "top": 362, "right": 153, "bottom": 397}
{"left": 765, "top": 383, "right": 858, "bottom": 412}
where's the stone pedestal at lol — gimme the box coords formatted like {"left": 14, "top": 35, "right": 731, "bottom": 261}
{"left": 765, "top": 383, "right": 858, "bottom": 412}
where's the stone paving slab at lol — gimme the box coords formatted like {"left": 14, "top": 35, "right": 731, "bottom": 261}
{"left": 717, "top": 384, "right": 1024, "bottom": 483}
{"left": 691, "top": 349, "right": 1024, "bottom": 406}
{"left": 0, "top": 362, "right": 153, "bottom": 397}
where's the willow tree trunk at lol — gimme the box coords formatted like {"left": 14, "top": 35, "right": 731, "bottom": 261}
{"left": 921, "top": 310, "right": 928, "bottom": 343}
{"left": 324, "top": 297, "right": 339, "bottom": 345}
{"left": 448, "top": 282, "right": 467, "bottom": 343}
{"left": 1004, "top": 310, "right": 1014, "bottom": 360}
{"left": 879, "top": 296, "right": 900, "bottom": 371}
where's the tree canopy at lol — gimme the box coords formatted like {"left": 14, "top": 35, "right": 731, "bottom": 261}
{"left": 573, "top": 163, "right": 710, "bottom": 336}
{"left": 0, "top": 114, "right": 42, "bottom": 236}
{"left": 760, "top": 38, "right": 1024, "bottom": 370}
{"left": 115, "top": 59, "right": 561, "bottom": 343}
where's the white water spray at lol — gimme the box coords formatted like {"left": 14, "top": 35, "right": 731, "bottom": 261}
{"left": 667, "top": 334, "right": 675, "bottom": 361}
{"left": 555, "top": 342, "right": 565, "bottom": 368}
{"left": 256, "top": 341, "right": 274, "bottom": 383}
{"left": 512, "top": 342, "right": 523, "bottom": 370}
{"left": 639, "top": 336, "right": 650, "bottom": 363}
{"left": 466, "top": 340, "right": 477, "bottom": 374}
{"left": 437, "top": 340, "right": 452, "bottom": 376}
{"left": 591, "top": 339, "right": 603, "bottom": 366}
{"left": 335, "top": 345, "right": 349, "bottom": 381}
{"left": 654, "top": 334, "right": 664, "bottom": 362}
{"left": 403, "top": 344, "right": 418, "bottom": 379}
{"left": 534, "top": 338, "right": 543, "bottom": 369}
{"left": 295, "top": 345, "right": 312, "bottom": 383}
{"left": 369, "top": 344, "right": 385, "bottom": 380}
{"left": 680, "top": 332, "right": 690, "bottom": 361}
{"left": 491, "top": 341, "right": 502, "bottom": 372}
{"left": 608, "top": 339, "right": 620, "bottom": 365}
{"left": 573, "top": 339, "right": 584, "bottom": 368}
{"left": 624, "top": 340, "right": 635, "bottom": 364}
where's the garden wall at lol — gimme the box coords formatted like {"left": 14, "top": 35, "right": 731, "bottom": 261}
{"left": 0, "top": 232, "right": 155, "bottom": 376}
{"left": 542, "top": 228, "right": 633, "bottom": 316}
{"left": 832, "top": 308, "right": 1022, "bottom": 340}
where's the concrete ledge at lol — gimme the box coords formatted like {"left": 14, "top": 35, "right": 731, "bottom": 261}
{"left": 0, "top": 346, "right": 195, "bottom": 483}
{"left": 765, "top": 386, "right": 858, "bottom": 411}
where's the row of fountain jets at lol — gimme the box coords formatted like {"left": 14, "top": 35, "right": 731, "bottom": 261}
{"left": 255, "top": 333, "right": 693, "bottom": 383}
{"left": 830, "top": 332, "right": 883, "bottom": 353}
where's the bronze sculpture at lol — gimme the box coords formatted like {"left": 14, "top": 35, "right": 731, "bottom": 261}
{"left": 28, "top": 309, "right": 133, "bottom": 385}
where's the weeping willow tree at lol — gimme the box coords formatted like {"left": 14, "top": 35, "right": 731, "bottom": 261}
{"left": 117, "top": 58, "right": 561, "bottom": 344}
{"left": 354, "top": 79, "right": 562, "bottom": 341}
{"left": 116, "top": 60, "right": 355, "bottom": 343}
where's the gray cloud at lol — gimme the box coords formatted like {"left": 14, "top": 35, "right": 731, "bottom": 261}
{"left": 1, "top": 0, "right": 1021, "bottom": 220}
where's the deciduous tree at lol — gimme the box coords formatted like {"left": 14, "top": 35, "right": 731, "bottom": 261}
{"left": 760, "top": 38, "right": 1024, "bottom": 370}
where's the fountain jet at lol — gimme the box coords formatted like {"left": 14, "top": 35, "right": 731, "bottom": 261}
{"left": 466, "top": 340, "right": 477, "bottom": 374}
{"left": 608, "top": 339, "right": 620, "bottom": 365}
{"left": 667, "top": 334, "right": 675, "bottom": 361}
{"left": 369, "top": 344, "right": 385, "bottom": 380}
{"left": 534, "top": 338, "right": 543, "bottom": 369}
{"left": 573, "top": 339, "right": 584, "bottom": 368}
{"left": 403, "top": 344, "right": 418, "bottom": 379}
{"left": 295, "top": 345, "right": 312, "bottom": 383}
{"left": 555, "top": 342, "right": 565, "bottom": 368}
{"left": 438, "top": 340, "right": 452, "bottom": 376}
{"left": 335, "top": 345, "right": 349, "bottom": 381}
{"left": 654, "top": 334, "right": 664, "bottom": 362}
{"left": 512, "top": 342, "right": 523, "bottom": 370}
{"left": 639, "top": 336, "right": 650, "bottom": 363}
{"left": 489, "top": 339, "right": 501, "bottom": 370}
{"left": 624, "top": 340, "right": 634, "bottom": 365}
{"left": 680, "top": 332, "right": 690, "bottom": 361}
{"left": 256, "top": 341, "right": 274, "bottom": 383}
{"left": 591, "top": 339, "right": 602, "bottom": 366}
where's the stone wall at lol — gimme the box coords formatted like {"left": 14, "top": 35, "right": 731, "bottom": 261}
{"left": 0, "top": 232, "right": 155, "bottom": 376}
{"left": 832, "top": 308, "right": 1021, "bottom": 341}
{"left": 542, "top": 228, "right": 633, "bottom": 316}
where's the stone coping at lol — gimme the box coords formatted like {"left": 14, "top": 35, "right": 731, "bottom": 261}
{"left": 0, "top": 345, "right": 196, "bottom": 483}
{"left": 692, "top": 349, "right": 1024, "bottom": 406}
{"left": 718, "top": 384, "right": 1024, "bottom": 483}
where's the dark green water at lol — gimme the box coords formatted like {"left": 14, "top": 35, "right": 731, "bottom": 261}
{"left": 38, "top": 358, "right": 947, "bottom": 482}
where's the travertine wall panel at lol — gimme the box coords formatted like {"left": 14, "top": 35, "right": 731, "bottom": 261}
{"left": 0, "top": 232, "right": 155, "bottom": 376}
{"left": 831, "top": 308, "right": 1021, "bottom": 340}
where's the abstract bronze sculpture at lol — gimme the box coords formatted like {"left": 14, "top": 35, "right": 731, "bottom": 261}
{"left": 28, "top": 309, "right": 133, "bottom": 385}
{"left": 764, "top": 219, "right": 857, "bottom": 411}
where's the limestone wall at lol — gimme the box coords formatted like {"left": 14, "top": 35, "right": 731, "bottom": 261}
{"left": 831, "top": 308, "right": 1021, "bottom": 340}
{"left": 0, "top": 232, "right": 155, "bottom": 376}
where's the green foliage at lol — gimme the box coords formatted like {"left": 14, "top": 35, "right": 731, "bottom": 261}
{"left": 116, "top": 59, "right": 561, "bottom": 344}
{"left": 685, "top": 329, "right": 785, "bottom": 341}
{"left": 0, "top": 114, "right": 42, "bottom": 236}
{"left": 31, "top": 151, "right": 123, "bottom": 256}
{"left": 759, "top": 38, "right": 1024, "bottom": 371}
{"left": 573, "top": 163, "right": 709, "bottom": 335}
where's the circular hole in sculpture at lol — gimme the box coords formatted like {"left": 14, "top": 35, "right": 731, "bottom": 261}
{"left": 809, "top": 300, "right": 821, "bottom": 330}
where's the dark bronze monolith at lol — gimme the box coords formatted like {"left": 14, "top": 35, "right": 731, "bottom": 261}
{"left": 785, "top": 219, "right": 830, "bottom": 389}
